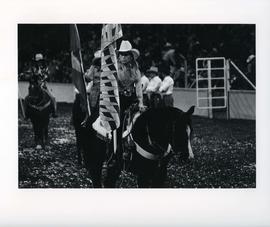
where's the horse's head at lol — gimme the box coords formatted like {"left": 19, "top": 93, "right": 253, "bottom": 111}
{"left": 171, "top": 106, "right": 195, "bottom": 162}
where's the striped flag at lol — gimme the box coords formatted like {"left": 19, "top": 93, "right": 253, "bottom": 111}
{"left": 70, "top": 24, "right": 90, "bottom": 116}
{"left": 99, "top": 24, "right": 122, "bottom": 131}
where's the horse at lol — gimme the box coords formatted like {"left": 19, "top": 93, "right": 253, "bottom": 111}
{"left": 73, "top": 92, "right": 195, "bottom": 188}
{"left": 103, "top": 104, "right": 195, "bottom": 188}
{"left": 72, "top": 93, "right": 107, "bottom": 188}
{"left": 24, "top": 77, "right": 54, "bottom": 149}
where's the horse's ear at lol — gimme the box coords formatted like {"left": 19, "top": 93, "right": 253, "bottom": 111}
{"left": 186, "top": 105, "right": 195, "bottom": 115}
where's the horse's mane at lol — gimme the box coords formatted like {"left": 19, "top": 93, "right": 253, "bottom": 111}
{"left": 143, "top": 107, "right": 185, "bottom": 123}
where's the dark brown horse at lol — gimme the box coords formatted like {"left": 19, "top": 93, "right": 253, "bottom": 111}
{"left": 72, "top": 93, "right": 107, "bottom": 187}
{"left": 129, "top": 106, "right": 195, "bottom": 187}
{"left": 73, "top": 92, "right": 195, "bottom": 188}
{"left": 104, "top": 105, "right": 195, "bottom": 188}
{"left": 24, "top": 77, "right": 54, "bottom": 149}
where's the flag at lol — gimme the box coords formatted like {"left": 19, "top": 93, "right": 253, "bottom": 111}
{"left": 70, "top": 24, "right": 90, "bottom": 116}
{"left": 99, "top": 24, "right": 122, "bottom": 131}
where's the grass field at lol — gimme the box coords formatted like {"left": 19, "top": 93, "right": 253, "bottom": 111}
{"left": 18, "top": 103, "right": 256, "bottom": 188}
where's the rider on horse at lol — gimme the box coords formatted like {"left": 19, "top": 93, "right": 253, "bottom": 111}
{"left": 117, "top": 40, "right": 145, "bottom": 115}
{"left": 30, "top": 53, "right": 57, "bottom": 118}
{"left": 101, "top": 40, "right": 146, "bottom": 187}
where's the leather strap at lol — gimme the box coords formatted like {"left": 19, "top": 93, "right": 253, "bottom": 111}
{"left": 131, "top": 134, "right": 172, "bottom": 161}
{"left": 27, "top": 100, "right": 51, "bottom": 111}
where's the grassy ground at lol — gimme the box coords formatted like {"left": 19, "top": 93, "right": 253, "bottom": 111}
{"left": 18, "top": 103, "right": 256, "bottom": 188}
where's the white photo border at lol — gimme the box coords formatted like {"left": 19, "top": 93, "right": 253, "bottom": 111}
{"left": 1, "top": 0, "right": 269, "bottom": 226}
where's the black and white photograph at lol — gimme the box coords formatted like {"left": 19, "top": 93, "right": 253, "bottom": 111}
{"left": 1, "top": 0, "right": 270, "bottom": 226}
{"left": 18, "top": 23, "right": 256, "bottom": 188}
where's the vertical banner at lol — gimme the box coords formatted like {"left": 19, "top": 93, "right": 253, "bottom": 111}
{"left": 99, "top": 24, "right": 123, "bottom": 131}
{"left": 70, "top": 24, "right": 91, "bottom": 116}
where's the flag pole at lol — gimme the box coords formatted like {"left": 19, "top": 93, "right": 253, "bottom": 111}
{"left": 70, "top": 24, "right": 91, "bottom": 126}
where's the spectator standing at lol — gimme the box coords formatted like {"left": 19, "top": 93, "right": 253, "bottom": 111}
{"left": 162, "top": 44, "right": 187, "bottom": 87}
{"left": 141, "top": 72, "right": 150, "bottom": 107}
{"left": 246, "top": 54, "right": 256, "bottom": 86}
{"left": 146, "top": 66, "right": 162, "bottom": 108}
{"left": 159, "top": 67, "right": 174, "bottom": 107}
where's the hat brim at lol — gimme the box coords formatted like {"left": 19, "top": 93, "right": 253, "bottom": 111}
{"left": 130, "top": 49, "right": 140, "bottom": 60}
{"left": 147, "top": 70, "right": 158, "bottom": 74}
{"left": 34, "top": 58, "right": 45, "bottom": 62}
{"left": 119, "top": 49, "right": 140, "bottom": 60}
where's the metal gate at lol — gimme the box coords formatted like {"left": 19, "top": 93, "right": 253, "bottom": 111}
{"left": 196, "top": 57, "right": 228, "bottom": 118}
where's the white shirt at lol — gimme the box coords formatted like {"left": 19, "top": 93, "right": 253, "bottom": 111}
{"left": 141, "top": 75, "right": 149, "bottom": 94}
{"left": 146, "top": 76, "right": 162, "bottom": 93}
{"left": 159, "top": 76, "right": 174, "bottom": 95}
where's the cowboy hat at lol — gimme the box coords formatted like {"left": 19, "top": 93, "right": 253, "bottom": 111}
{"left": 118, "top": 40, "right": 140, "bottom": 60}
{"left": 34, "top": 53, "right": 44, "bottom": 61}
{"left": 147, "top": 66, "right": 159, "bottom": 74}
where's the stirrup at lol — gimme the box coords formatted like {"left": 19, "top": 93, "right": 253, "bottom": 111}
{"left": 122, "top": 112, "right": 141, "bottom": 138}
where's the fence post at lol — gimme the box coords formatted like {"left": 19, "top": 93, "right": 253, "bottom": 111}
{"left": 226, "top": 59, "right": 231, "bottom": 120}
{"left": 207, "top": 59, "right": 213, "bottom": 119}
{"left": 184, "top": 59, "right": 188, "bottom": 88}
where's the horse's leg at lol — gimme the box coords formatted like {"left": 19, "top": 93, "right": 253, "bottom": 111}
{"left": 40, "top": 127, "right": 45, "bottom": 148}
{"left": 33, "top": 120, "right": 42, "bottom": 148}
{"left": 137, "top": 174, "right": 151, "bottom": 188}
{"left": 103, "top": 162, "right": 121, "bottom": 188}
{"left": 85, "top": 131, "right": 106, "bottom": 188}
{"left": 44, "top": 123, "right": 49, "bottom": 145}
{"left": 103, "top": 130, "right": 123, "bottom": 188}
{"left": 32, "top": 122, "right": 39, "bottom": 145}
{"left": 152, "top": 164, "right": 168, "bottom": 188}
{"left": 103, "top": 145, "right": 122, "bottom": 188}
{"left": 72, "top": 96, "right": 85, "bottom": 166}
{"left": 42, "top": 120, "right": 49, "bottom": 148}
{"left": 88, "top": 155, "right": 104, "bottom": 188}
{"left": 87, "top": 155, "right": 103, "bottom": 188}
{"left": 74, "top": 128, "right": 83, "bottom": 165}
{"left": 37, "top": 123, "right": 43, "bottom": 148}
